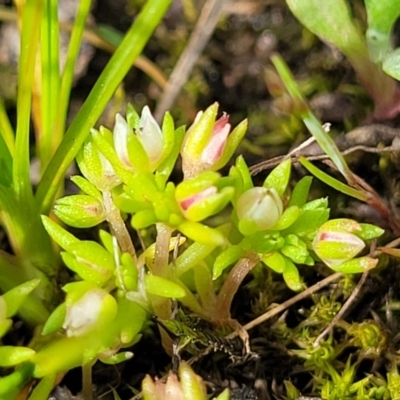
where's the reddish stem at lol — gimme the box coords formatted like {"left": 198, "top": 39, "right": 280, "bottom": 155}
{"left": 214, "top": 257, "right": 258, "bottom": 321}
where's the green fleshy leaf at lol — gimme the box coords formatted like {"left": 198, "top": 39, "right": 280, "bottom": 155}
{"left": 126, "top": 130, "right": 151, "bottom": 172}
{"left": 70, "top": 175, "right": 102, "bottom": 200}
{"left": 159, "top": 111, "right": 175, "bottom": 164}
{"left": 99, "top": 229, "right": 114, "bottom": 254}
{"left": 213, "top": 118, "right": 248, "bottom": 171}
{"left": 76, "top": 137, "right": 108, "bottom": 189}
{"left": 184, "top": 187, "right": 234, "bottom": 222}
{"left": 131, "top": 209, "right": 157, "bottom": 229}
{"left": 41, "top": 215, "right": 79, "bottom": 252}
{"left": 260, "top": 251, "right": 286, "bottom": 273}
{"left": 230, "top": 155, "right": 253, "bottom": 198}
{"left": 281, "top": 234, "right": 310, "bottom": 264}
{"left": 175, "top": 171, "right": 220, "bottom": 200}
{"left": 118, "top": 252, "right": 138, "bottom": 291}
{"left": 175, "top": 242, "right": 217, "bottom": 277}
{"left": 289, "top": 176, "right": 313, "bottom": 207}
{"left": 182, "top": 103, "right": 218, "bottom": 160}
{"left": 32, "top": 336, "right": 99, "bottom": 377}
{"left": 238, "top": 219, "right": 258, "bottom": 236}
{"left": 115, "top": 192, "right": 150, "bottom": 213}
{"left": 357, "top": 223, "right": 385, "bottom": 240}
{"left": 155, "top": 125, "right": 186, "bottom": 188}
{"left": 126, "top": 172, "right": 159, "bottom": 203}
{"left": 178, "top": 221, "right": 226, "bottom": 246}
{"left": 0, "top": 346, "right": 35, "bottom": 367}
{"left": 61, "top": 241, "right": 115, "bottom": 285}
{"left": 273, "top": 206, "right": 300, "bottom": 230}
{"left": 283, "top": 258, "right": 302, "bottom": 291}
{"left": 0, "top": 363, "right": 33, "bottom": 398}
{"left": 63, "top": 281, "right": 98, "bottom": 303}
{"left": 247, "top": 233, "right": 285, "bottom": 254}
{"left": 2, "top": 279, "right": 40, "bottom": 317}
{"left": 126, "top": 103, "right": 140, "bottom": 129}
{"left": 91, "top": 127, "right": 131, "bottom": 183}
{"left": 69, "top": 241, "right": 114, "bottom": 267}
{"left": 180, "top": 361, "right": 208, "bottom": 399}
{"left": 145, "top": 275, "right": 186, "bottom": 298}
{"left": 115, "top": 298, "right": 146, "bottom": 344}
{"left": 284, "top": 208, "right": 330, "bottom": 240}
{"left": 317, "top": 218, "right": 361, "bottom": 233}
{"left": 328, "top": 256, "right": 378, "bottom": 274}
{"left": 42, "top": 303, "right": 66, "bottom": 336}
{"left": 303, "top": 197, "right": 329, "bottom": 211}
{"left": 213, "top": 245, "right": 244, "bottom": 279}
{"left": 382, "top": 48, "right": 400, "bottom": 80}
{"left": 54, "top": 194, "right": 105, "bottom": 228}
{"left": 263, "top": 158, "right": 291, "bottom": 197}
{"left": 153, "top": 199, "right": 174, "bottom": 222}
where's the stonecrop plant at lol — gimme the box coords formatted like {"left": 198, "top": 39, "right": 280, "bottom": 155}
{"left": 0, "top": 0, "right": 399, "bottom": 399}
{"left": 0, "top": 98, "right": 385, "bottom": 398}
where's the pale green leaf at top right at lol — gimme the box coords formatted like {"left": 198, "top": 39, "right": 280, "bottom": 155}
{"left": 365, "top": 0, "right": 400, "bottom": 62}
{"left": 382, "top": 48, "right": 400, "bottom": 80}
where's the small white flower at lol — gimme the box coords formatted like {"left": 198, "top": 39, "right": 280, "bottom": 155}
{"left": 113, "top": 106, "right": 164, "bottom": 172}
{"left": 237, "top": 187, "right": 283, "bottom": 232}
{"left": 63, "top": 289, "right": 114, "bottom": 337}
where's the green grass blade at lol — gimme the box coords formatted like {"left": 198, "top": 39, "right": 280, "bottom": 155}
{"left": 39, "top": 0, "right": 60, "bottom": 170}
{"left": 35, "top": 0, "right": 172, "bottom": 214}
{"left": 13, "top": 0, "right": 44, "bottom": 200}
{"left": 0, "top": 98, "right": 14, "bottom": 156}
{"left": 299, "top": 156, "right": 368, "bottom": 201}
{"left": 271, "top": 55, "right": 356, "bottom": 185}
{"left": 0, "top": 131, "right": 13, "bottom": 188}
{"left": 57, "top": 0, "right": 93, "bottom": 145}
{"left": 8, "top": 0, "right": 57, "bottom": 270}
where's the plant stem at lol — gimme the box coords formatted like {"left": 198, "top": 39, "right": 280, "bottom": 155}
{"left": 154, "top": 222, "right": 173, "bottom": 276}
{"left": 215, "top": 257, "right": 258, "bottom": 321}
{"left": 82, "top": 361, "right": 94, "bottom": 400}
{"left": 102, "top": 191, "right": 136, "bottom": 264}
